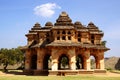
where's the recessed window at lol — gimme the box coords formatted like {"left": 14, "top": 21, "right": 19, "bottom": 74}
{"left": 57, "top": 37, "right": 60, "bottom": 40}
{"left": 34, "top": 40, "right": 37, "bottom": 44}
{"left": 91, "top": 35, "right": 94, "bottom": 39}
{"left": 62, "top": 36, "right": 66, "bottom": 40}
{"left": 62, "top": 30, "right": 66, "bottom": 34}
{"left": 46, "top": 33, "right": 49, "bottom": 37}
{"left": 68, "top": 36, "right": 71, "bottom": 40}
{"left": 91, "top": 40, "right": 94, "bottom": 44}
{"left": 57, "top": 31, "right": 60, "bottom": 34}
{"left": 78, "top": 38, "right": 81, "bottom": 42}
{"left": 68, "top": 31, "right": 71, "bottom": 34}
{"left": 91, "top": 35, "right": 94, "bottom": 44}
{"left": 46, "top": 39, "right": 50, "bottom": 42}
{"left": 78, "top": 33, "right": 81, "bottom": 37}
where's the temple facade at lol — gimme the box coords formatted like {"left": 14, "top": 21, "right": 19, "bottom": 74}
{"left": 23, "top": 12, "right": 109, "bottom": 75}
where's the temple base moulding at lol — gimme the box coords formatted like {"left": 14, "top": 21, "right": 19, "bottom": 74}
{"left": 23, "top": 69, "right": 106, "bottom": 76}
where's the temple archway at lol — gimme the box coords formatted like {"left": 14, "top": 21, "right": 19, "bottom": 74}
{"left": 90, "top": 55, "right": 96, "bottom": 69}
{"left": 58, "top": 54, "right": 69, "bottom": 70}
{"left": 43, "top": 54, "right": 52, "bottom": 70}
{"left": 76, "top": 55, "right": 83, "bottom": 69}
{"left": 31, "top": 54, "right": 37, "bottom": 69}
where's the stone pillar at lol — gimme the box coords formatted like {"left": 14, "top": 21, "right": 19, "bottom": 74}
{"left": 52, "top": 60, "right": 58, "bottom": 71}
{"left": 96, "top": 52, "right": 104, "bottom": 70}
{"left": 25, "top": 49, "right": 31, "bottom": 70}
{"left": 51, "top": 48, "right": 58, "bottom": 71}
{"left": 83, "top": 58, "right": 87, "bottom": 69}
{"left": 100, "top": 52, "right": 104, "bottom": 70}
{"left": 71, "top": 31, "right": 75, "bottom": 42}
{"left": 37, "top": 48, "right": 43, "bottom": 70}
{"left": 96, "top": 58, "right": 100, "bottom": 69}
{"left": 54, "top": 36, "right": 57, "bottom": 41}
{"left": 100, "top": 58, "right": 104, "bottom": 70}
{"left": 68, "top": 48, "right": 76, "bottom": 70}
{"left": 66, "top": 30, "right": 68, "bottom": 41}
{"left": 83, "top": 49, "right": 90, "bottom": 70}
{"left": 60, "top": 31, "right": 62, "bottom": 41}
{"left": 53, "top": 31, "right": 57, "bottom": 42}
{"left": 86, "top": 57, "right": 91, "bottom": 70}
{"left": 70, "top": 57, "right": 76, "bottom": 70}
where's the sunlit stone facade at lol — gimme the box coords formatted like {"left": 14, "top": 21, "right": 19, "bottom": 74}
{"left": 23, "top": 12, "right": 109, "bottom": 75}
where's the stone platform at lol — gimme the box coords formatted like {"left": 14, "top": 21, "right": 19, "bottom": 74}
{"left": 23, "top": 69, "right": 106, "bottom": 76}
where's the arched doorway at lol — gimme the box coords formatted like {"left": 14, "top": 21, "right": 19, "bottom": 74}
{"left": 31, "top": 54, "right": 37, "bottom": 69}
{"left": 90, "top": 55, "right": 96, "bottom": 69}
{"left": 58, "top": 54, "right": 69, "bottom": 70}
{"left": 76, "top": 55, "right": 83, "bottom": 69}
{"left": 43, "top": 54, "right": 52, "bottom": 70}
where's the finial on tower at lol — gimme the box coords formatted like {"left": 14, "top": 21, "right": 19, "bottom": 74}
{"left": 60, "top": 11, "right": 68, "bottom": 16}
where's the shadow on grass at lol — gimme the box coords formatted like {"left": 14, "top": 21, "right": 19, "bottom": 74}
{"left": 2, "top": 69, "right": 50, "bottom": 76}
{"left": 110, "top": 70, "right": 120, "bottom": 74}
{"left": 2, "top": 70, "right": 25, "bottom": 75}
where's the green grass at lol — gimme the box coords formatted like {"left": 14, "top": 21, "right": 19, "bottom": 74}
{"left": 0, "top": 75, "right": 120, "bottom": 80}
{"left": 110, "top": 70, "right": 120, "bottom": 74}
{"left": 0, "top": 70, "right": 120, "bottom": 80}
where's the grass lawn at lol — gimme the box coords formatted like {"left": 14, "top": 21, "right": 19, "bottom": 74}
{"left": 110, "top": 70, "right": 120, "bottom": 74}
{"left": 0, "top": 75, "right": 120, "bottom": 80}
{"left": 0, "top": 70, "right": 120, "bottom": 80}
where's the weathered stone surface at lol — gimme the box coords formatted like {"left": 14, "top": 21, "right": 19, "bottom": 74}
{"left": 22, "top": 11, "right": 109, "bottom": 75}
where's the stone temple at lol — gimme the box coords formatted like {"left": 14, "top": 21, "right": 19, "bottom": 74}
{"left": 22, "top": 12, "right": 109, "bottom": 75}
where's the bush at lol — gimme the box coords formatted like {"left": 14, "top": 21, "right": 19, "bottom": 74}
{"left": 106, "top": 68, "right": 112, "bottom": 71}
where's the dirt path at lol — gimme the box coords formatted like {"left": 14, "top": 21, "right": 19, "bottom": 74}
{"left": 0, "top": 71, "right": 15, "bottom": 76}
{"left": 93, "top": 71, "right": 120, "bottom": 77}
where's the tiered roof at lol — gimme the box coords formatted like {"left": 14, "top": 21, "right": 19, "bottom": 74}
{"left": 22, "top": 12, "right": 109, "bottom": 51}
{"left": 54, "top": 12, "right": 73, "bottom": 26}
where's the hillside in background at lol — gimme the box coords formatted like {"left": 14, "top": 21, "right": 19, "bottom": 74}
{"left": 105, "top": 57, "right": 120, "bottom": 70}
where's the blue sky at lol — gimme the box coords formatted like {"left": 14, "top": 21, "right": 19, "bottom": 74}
{"left": 0, "top": 0, "right": 120, "bottom": 57}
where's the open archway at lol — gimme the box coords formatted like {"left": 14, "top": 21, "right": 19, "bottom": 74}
{"left": 90, "top": 55, "right": 96, "bottom": 69}
{"left": 58, "top": 54, "right": 69, "bottom": 70}
{"left": 31, "top": 54, "right": 37, "bottom": 69}
{"left": 43, "top": 54, "right": 52, "bottom": 70}
{"left": 76, "top": 55, "right": 83, "bottom": 69}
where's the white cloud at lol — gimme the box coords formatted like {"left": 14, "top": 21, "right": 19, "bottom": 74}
{"left": 34, "top": 3, "right": 61, "bottom": 18}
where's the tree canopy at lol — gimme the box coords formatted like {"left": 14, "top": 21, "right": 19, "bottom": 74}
{"left": 101, "top": 41, "right": 107, "bottom": 46}
{"left": 0, "top": 48, "right": 24, "bottom": 72}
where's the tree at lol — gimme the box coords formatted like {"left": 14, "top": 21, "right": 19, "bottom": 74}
{"left": 101, "top": 41, "right": 107, "bottom": 46}
{"left": 61, "top": 56, "right": 69, "bottom": 68}
{"left": 0, "top": 48, "right": 24, "bottom": 72}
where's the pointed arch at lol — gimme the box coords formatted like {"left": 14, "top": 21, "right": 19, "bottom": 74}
{"left": 58, "top": 54, "right": 70, "bottom": 70}
{"left": 31, "top": 54, "right": 37, "bottom": 69}
{"left": 43, "top": 54, "right": 52, "bottom": 70}
{"left": 76, "top": 55, "right": 84, "bottom": 69}
{"left": 90, "top": 55, "right": 96, "bottom": 69}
